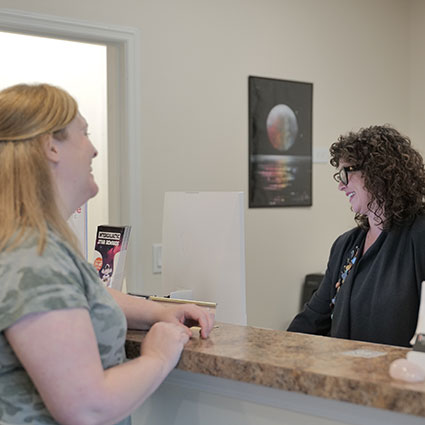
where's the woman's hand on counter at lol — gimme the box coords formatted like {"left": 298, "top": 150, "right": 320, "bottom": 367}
{"left": 157, "top": 303, "right": 215, "bottom": 339}
{"left": 141, "top": 321, "right": 191, "bottom": 372}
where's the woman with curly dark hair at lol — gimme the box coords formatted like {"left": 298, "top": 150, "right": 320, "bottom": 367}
{"left": 288, "top": 125, "right": 425, "bottom": 347}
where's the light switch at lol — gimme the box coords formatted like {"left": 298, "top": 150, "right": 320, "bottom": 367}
{"left": 152, "top": 243, "right": 162, "bottom": 274}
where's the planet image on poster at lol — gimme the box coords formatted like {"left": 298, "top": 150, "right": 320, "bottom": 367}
{"left": 266, "top": 104, "right": 298, "bottom": 151}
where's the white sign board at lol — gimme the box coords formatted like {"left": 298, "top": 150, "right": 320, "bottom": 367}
{"left": 162, "top": 192, "right": 247, "bottom": 325}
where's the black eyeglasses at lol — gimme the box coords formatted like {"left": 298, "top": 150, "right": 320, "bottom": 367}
{"left": 333, "top": 166, "right": 361, "bottom": 185}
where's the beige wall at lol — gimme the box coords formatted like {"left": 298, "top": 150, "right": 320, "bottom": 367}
{"left": 409, "top": 0, "right": 425, "bottom": 156}
{"left": 0, "top": 0, "right": 420, "bottom": 329}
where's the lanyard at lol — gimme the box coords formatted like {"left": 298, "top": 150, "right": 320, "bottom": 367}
{"left": 330, "top": 245, "right": 360, "bottom": 317}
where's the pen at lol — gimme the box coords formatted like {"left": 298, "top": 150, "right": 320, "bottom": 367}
{"left": 148, "top": 296, "right": 216, "bottom": 309}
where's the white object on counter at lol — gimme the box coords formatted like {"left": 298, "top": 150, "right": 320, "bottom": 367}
{"left": 410, "top": 281, "right": 425, "bottom": 345}
{"left": 389, "top": 358, "right": 425, "bottom": 382}
{"left": 406, "top": 350, "right": 425, "bottom": 371}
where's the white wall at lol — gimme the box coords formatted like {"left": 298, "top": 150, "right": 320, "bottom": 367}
{"left": 0, "top": 0, "right": 419, "bottom": 330}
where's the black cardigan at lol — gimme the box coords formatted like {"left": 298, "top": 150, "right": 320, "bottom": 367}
{"left": 288, "top": 216, "right": 425, "bottom": 347}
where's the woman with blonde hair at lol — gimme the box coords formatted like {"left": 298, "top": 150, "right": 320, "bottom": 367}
{"left": 0, "top": 83, "right": 214, "bottom": 425}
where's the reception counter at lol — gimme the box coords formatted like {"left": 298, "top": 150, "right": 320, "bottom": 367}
{"left": 125, "top": 323, "right": 425, "bottom": 425}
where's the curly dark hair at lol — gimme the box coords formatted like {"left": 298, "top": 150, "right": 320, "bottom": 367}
{"left": 329, "top": 125, "right": 425, "bottom": 230}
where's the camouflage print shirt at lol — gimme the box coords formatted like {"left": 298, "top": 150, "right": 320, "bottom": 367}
{"left": 0, "top": 230, "right": 131, "bottom": 425}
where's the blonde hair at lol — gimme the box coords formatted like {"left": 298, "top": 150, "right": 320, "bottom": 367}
{"left": 0, "top": 83, "right": 81, "bottom": 254}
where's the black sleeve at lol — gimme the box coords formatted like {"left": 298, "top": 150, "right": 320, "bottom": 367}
{"left": 287, "top": 239, "right": 340, "bottom": 336}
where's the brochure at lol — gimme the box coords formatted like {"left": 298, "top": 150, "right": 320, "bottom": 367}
{"left": 93, "top": 225, "right": 131, "bottom": 291}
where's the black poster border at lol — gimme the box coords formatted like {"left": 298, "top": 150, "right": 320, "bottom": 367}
{"left": 249, "top": 76, "right": 313, "bottom": 208}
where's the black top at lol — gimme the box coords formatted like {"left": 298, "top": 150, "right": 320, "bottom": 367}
{"left": 288, "top": 216, "right": 425, "bottom": 347}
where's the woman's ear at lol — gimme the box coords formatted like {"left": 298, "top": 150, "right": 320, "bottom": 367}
{"left": 43, "top": 134, "right": 60, "bottom": 164}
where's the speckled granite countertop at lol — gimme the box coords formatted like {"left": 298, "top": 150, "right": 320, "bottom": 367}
{"left": 125, "top": 322, "right": 425, "bottom": 417}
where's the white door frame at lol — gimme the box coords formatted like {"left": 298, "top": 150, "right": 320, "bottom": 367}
{"left": 0, "top": 8, "right": 142, "bottom": 292}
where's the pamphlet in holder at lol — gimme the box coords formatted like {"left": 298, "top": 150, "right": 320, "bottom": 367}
{"left": 406, "top": 282, "right": 425, "bottom": 370}
{"left": 161, "top": 191, "right": 247, "bottom": 325}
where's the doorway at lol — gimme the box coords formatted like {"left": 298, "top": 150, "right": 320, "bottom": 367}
{"left": 0, "top": 31, "right": 108, "bottom": 260}
{"left": 0, "top": 9, "right": 142, "bottom": 292}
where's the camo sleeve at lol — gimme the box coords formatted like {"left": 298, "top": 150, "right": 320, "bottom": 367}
{"left": 0, "top": 231, "right": 130, "bottom": 425}
{"left": 0, "top": 235, "right": 89, "bottom": 331}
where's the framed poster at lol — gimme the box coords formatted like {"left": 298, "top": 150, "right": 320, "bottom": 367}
{"left": 249, "top": 76, "right": 313, "bottom": 208}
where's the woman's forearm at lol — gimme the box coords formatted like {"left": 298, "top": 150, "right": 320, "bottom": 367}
{"left": 107, "top": 288, "right": 166, "bottom": 329}
{"left": 66, "top": 355, "right": 168, "bottom": 425}
{"left": 6, "top": 309, "right": 189, "bottom": 425}
{"left": 107, "top": 288, "right": 215, "bottom": 339}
